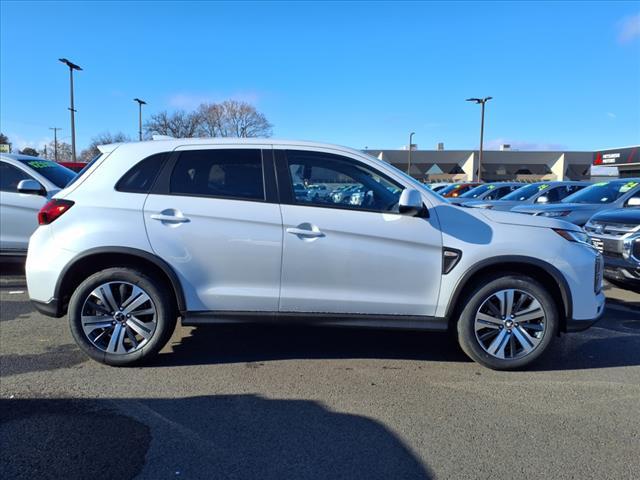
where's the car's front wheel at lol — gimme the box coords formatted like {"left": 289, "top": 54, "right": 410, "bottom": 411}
{"left": 457, "top": 274, "right": 558, "bottom": 370}
{"left": 68, "top": 267, "right": 177, "bottom": 366}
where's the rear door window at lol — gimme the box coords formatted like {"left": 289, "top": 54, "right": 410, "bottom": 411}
{"left": 169, "top": 149, "right": 265, "bottom": 201}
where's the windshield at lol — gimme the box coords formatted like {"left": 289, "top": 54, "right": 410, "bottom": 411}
{"left": 459, "top": 184, "right": 493, "bottom": 199}
{"left": 562, "top": 180, "right": 638, "bottom": 204}
{"left": 502, "top": 183, "right": 548, "bottom": 201}
{"left": 18, "top": 159, "right": 76, "bottom": 188}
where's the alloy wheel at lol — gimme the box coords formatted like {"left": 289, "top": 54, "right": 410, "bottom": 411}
{"left": 80, "top": 281, "right": 157, "bottom": 354}
{"left": 474, "top": 288, "right": 547, "bottom": 360}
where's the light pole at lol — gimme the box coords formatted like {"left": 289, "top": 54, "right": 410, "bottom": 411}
{"left": 59, "top": 58, "right": 82, "bottom": 162}
{"left": 466, "top": 96, "right": 492, "bottom": 182}
{"left": 407, "top": 131, "right": 415, "bottom": 175}
{"left": 133, "top": 98, "right": 147, "bottom": 141}
{"left": 49, "top": 127, "right": 61, "bottom": 161}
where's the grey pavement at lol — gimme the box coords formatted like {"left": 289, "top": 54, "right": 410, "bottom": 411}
{"left": 1, "top": 261, "right": 639, "bottom": 479}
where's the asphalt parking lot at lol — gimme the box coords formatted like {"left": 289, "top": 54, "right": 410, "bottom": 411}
{"left": 1, "top": 262, "right": 639, "bottom": 480}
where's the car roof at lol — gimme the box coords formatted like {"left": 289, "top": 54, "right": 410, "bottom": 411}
{"left": 100, "top": 137, "right": 372, "bottom": 157}
{"left": 0, "top": 153, "right": 43, "bottom": 161}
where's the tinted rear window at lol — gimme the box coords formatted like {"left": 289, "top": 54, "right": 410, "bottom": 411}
{"left": 116, "top": 153, "right": 167, "bottom": 193}
{"left": 169, "top": 149, "right": 264, "bottom": 200}
{"left": 18, "top": 159, "right": 76, "bottom": 188}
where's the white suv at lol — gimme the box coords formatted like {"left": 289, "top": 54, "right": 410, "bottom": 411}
{"left": 26, "top": 139, "right": 605, "bottom": 369}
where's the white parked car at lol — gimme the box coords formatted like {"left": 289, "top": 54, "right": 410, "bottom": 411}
{"left": 0, "top": 154, "right": 76, "bottom": 256}
{"left": 26, "top": 139, "right": 605, "bottom": 370}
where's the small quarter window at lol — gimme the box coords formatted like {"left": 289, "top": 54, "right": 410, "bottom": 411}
{"left": 169, "top": 149, "right": 265, "bottom": 201}
{"left": 116, "top": 153, "right": 168, "bottom": 193}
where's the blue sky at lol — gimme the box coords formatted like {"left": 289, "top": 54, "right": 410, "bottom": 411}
{"left": 1, "top": 1, "right": 639, "bottom": 152}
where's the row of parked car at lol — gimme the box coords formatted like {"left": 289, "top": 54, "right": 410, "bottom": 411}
{"left": 427, "top": 179, "right": 640, "bottom": 290}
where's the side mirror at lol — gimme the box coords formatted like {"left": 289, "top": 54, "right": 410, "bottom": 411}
{"left": 626, "top": 197, "right": 640, "bottom": 207}
{"left": 17, "top": 179, "right": 45, "bottom": 196}
{"left": 399, "top": 189, "right": 427, "bottom": 217}
{"left": 536, "top": 195, "right": 549, "bottom": 204}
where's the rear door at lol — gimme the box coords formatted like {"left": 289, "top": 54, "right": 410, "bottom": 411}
{"left": 276, "top": 148, "right": 442, "bottom": 316}
{"left": 0, "top": 161, "right": 47, "bottom": 253}
{"left": 143, "top": 146, "right": 282, "bottom": 312}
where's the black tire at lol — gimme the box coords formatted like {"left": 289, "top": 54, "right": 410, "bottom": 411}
{"left": 456, "top": 274, "right": 558, "bottom": 370}
{"left": 68, "top": 267, "right": 177, "bottom": 366}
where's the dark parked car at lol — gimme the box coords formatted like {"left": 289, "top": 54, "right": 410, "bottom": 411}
{"left": 466, "top": 181, "right": 588, "bottom": 211}
{"left": 438, "top": 182, "right": 482, "bottom": 198}
{"left": 585, "top": 208, "right": 640, "bottom": 291}
{"left": 512, "top": 179, "right": 640, "bottom": 225}
{"left": 449, "top": 182, "right": 521, "bottom": 205}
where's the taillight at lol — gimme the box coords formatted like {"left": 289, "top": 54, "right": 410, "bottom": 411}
{"left": 38, "top": 199, "right": 74, "bottom": 225}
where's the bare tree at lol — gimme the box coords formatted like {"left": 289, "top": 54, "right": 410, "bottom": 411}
{"left": 42, "top": 141, "right": 73, "bottom": 162}
{"left": 197, "top": 103, "right": 225, "bottom": 137}
{"left": 217, "top": 100, "right": 273, "bottom": 138}
{"left": 79, "top": 132, "right": 131, "bottom": 162}
{"left": 144, "top": 110, "right": 201, "bottom": 138}
{"left": 144, "top": 101, "right": 273, "bottom": 139}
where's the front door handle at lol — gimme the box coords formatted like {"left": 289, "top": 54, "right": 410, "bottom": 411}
{"left": 286, "top": 227, "right": 325, "bottom": 238}
{"left": 150, "top": 213, "right": 190, "bottom": 223}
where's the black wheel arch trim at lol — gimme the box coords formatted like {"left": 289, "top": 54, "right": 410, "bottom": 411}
{"left": 445, "top": 255, "right": 573, "bottom": 325}
{"left": 54, "top": 246, "right": 187, "bottom": 315}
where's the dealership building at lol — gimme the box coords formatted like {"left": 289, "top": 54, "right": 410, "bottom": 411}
{"left": 364, "top": 145, "right": 595, "bottom": 182}
{"left": 592, "top": 146, "right": 640, "bottom": 178}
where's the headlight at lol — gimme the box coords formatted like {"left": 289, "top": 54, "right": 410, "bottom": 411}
{"left": 622, "top": 235, "right": 640, "bottom": 263}
{"left": 553, "top": 228, "right": 590, "bottom": 244}
{"left": 540, "top": 210, "right": 571, "bottom": 218}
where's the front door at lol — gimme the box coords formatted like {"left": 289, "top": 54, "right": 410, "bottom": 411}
{"left": 277, "top": 149, "right": 442, "bottom": 316}
{"left": 143, "top": 147, "right": 282, "bottom": 312}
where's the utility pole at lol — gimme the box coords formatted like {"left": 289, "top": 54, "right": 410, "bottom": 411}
{"left": 133, "top": 98, "right": 147, "bottom": 141}
{"left": 49, "top": 127, "right": 61, "bottom": 162}
{"left": 59, "top": 58, "right": 82, "bottom": 162}
{"left": 466, "top": 97, "right": 492, "bottom": 182}
{"left": 408, "top": 132, "right": 415, "bottom": 176}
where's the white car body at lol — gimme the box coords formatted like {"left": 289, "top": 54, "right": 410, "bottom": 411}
{"left": 0, "top": 154, "right": 74, "bottom": 255}
{"left": 25, "top": 139, "right": 605, "bottom": 368}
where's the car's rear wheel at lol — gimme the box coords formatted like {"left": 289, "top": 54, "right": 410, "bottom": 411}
{"left": 68, "top": 267, "right": 177, "bottom": 366}
{"left": 457, "top": 274, "right": 558, "bottom": 370}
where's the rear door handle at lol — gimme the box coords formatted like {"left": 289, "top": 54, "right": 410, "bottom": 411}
{"left": 286, "top": 227, "right": 324, "bottom": 238}
{"left": 150, "top": 214, "right": 190, "bottom": 223}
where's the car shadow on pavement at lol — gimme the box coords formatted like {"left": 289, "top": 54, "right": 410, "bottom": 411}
{"left": 0, "top": 395, "right": 433, "bottom": 480}
{"left": 153, "top": 325, "right": 471, "bottom": 367}
{"left": 154, "top": 299, "right": 640, "bottom": 371}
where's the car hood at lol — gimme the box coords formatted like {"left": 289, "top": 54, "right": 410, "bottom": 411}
{"left": 465, "top": 199, "right": 521, "bottom": 208}
{"left": 589, "top": 207, "right": 640, "bottom": 224}
{"left": 474, "top": 207, "right": 582, "bottom": 231}
{"left": 511, "top": 203, "right": 601, "bottom": 214}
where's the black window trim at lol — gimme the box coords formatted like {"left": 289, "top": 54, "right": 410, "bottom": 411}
{"left": 276, "top": 149, "right": 407, "bottom": 215}
{"left": 149, "top": 147, "right": 278, "bottom": 204}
